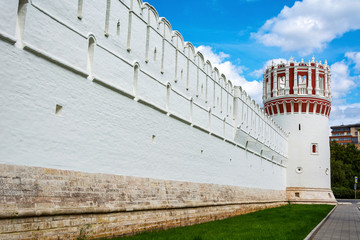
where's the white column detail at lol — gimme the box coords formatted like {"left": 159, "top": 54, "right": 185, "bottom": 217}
{"left": 144, "top": 8, "right": 150, "bottom": 63}
{"left": 272, "top": 66, "right": 278, "bottom": 97}
{"left": 104, "top": 0, "right": 111, "bottom": 37}
{"left": 324, "top": 62, "right": 329, "bottom": 98}
{"left": 293, "top": 65, "right": 298, "bottom": 95}
{"left": 174, "top": 38, "right": 178, "bottom": 83}
{"left": 315, "top": 64, "right": 320, "bottom": 95}
{"left": 267, "top": 75, "right": 271, "bottom": 99}
{"left": 126, "top": 1, "right": 133, "bottom": 51}
{"left": 15, "top": 0, "right": 29, "bottom": 48}
{"left": 186, "top": 48, "right": 190, "bottom": 90}
{"left": 307, "top": 61, "right": 312, "bottom": 95}
{"left": 160, "top": 27, "right": 165, "bottom": 74}
{"left": 285, "top": 66, "right": 290, "bottom": 95}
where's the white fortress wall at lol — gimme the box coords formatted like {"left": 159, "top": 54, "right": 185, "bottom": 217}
{"left": 0, "top": 0, "right": 288, "bottom": 189}
{"left": 0, "top": 0, "right": 287, "bottom": 189}
{"left": 0, "top": 0, "right": 292, "bottom": 238}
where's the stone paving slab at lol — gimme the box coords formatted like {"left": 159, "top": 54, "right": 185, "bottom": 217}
{"left": 311, "top": 200, "right": 360, "bottom": 240}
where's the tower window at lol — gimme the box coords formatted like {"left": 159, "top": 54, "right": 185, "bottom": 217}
{"left": 311, "top": 143, "right": 318, "bottom": 154}
{"left": 279, "top": 76, "right": 285, "bottom": 89}
{"left": 299, "top": 124, "right": 301, "bottom": 130}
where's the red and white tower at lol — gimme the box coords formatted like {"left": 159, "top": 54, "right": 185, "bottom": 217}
{"left": 263, "top": 57, "right": 336, "bottom": 204}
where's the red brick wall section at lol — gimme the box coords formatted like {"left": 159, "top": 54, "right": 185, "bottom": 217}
{"left": 0, "top": 164, "right": 287, "bottom": 240}
{"left": 289, "top": 66, "right": 294, "bottom": 94}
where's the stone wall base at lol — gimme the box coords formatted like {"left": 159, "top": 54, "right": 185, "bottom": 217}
{"left": 286, "top": 187, "right": 337, "bottom": 205}
{"left": 0, "top": 164, "right": 287, "bottom": 239}
{"left": 0, "top": 201, "right": 286, "bottom": 240}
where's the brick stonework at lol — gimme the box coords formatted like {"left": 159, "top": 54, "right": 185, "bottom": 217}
{"left": 286, "top": 187, "right": 337, "bottom": 205}
{"left": 0, "top": 164, "right": 287, "bottom": 239}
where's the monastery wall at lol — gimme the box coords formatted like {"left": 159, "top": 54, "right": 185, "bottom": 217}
{"left": 0, "top": 0, "right": 289, "bottom": 239}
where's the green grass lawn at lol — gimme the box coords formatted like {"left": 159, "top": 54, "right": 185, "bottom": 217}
{"left": 110, "top": 204, "right": 334, "bottom": 240}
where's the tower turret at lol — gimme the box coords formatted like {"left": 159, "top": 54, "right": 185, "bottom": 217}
{"left": 263, "top": 57, "right": 336, "bottom": 204}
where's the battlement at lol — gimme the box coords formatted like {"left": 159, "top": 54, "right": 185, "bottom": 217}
{"left": 0, "top": 0, "right": 288, "bottom": 154}
{"left": 263, "top": 57, "right": 331, "bottom": 117}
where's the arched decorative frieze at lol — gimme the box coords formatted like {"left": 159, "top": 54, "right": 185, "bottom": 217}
{"left": 185, "top": 42, "right": 195, "bottom": 59}
{"left": 196, "top": 52, "right": 205, "bottom": 68}
{"left": 131, "top": 0, "right": 144, "bottom": 15}
{"left": 143, "top": 3, "right": 159, "bottom": 29}
{"left": 228, "top": 80, "right": 233, "bottom": 92}
{"left": 184, "top": 42, "right": 195, "bottom": 91}
{"left": 264, "top": 97, "right": 330, "bottom": 117}
{"left": 172, "top": 31, "right": 182, "bottom": 84}
{"left": 173, "top": 31, "right": 185, "bottom": 51}
{"left": 144, "top": 4, "right": 153, "bottom": 63}
{"left": 158, "top": 17, "right": 172, "bottom": 74}
{"left": 220, "top": 74, "right": 226, "bottom": 87}
{"left": 158, "top": 17, "right": 172, "bottom": 41}
{"left": 195, "top": 52, "right": 205, "bottom": 98}
{"left": 213, "top": 67, "right": 220, "bottom": 82}
{"left": 309, "top": 101, "right": 316, "bottom": 114}
{"left": 212, "top": 69, "right": 220, "bottom": 109}
{"left": 219, "top": 75, "right": 226, "bottom": 113}
{"left": 225, "top": 82, "right": 230, "bottom": 116}
{"left": 205, "top": 60, "right": 212, "bottom": 73}
{"left": 204, "top": 60, "right": 212, "bottom": 104}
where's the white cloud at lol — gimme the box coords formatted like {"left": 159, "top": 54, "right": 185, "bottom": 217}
{"left": 329, "top": 53, "right": 360, "bottom": 126}
{"left": 345, "top": 52, "right": 360, "bottom": 70}
{"left": 195, "top": 45, "right": 263, "bottom": 104}
{"left": 250, "top": 58, "right": 288, "bottom": 78}
{"left": 330, "top": 103, "right": 360, "bottom": 127}
{"left": 330, "top": 60, "right": 356, "bottom": 99}
{"left": 252, "top": 0, "right": 360, "bottom": 55}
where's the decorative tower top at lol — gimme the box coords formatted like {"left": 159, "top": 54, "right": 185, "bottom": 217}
{"left": 262, "top": 57, "right": 331, "bottom": 117}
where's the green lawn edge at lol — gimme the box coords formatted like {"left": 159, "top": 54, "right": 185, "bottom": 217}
{"left": 105, "top": 204, "right": 334, "bottom": 240}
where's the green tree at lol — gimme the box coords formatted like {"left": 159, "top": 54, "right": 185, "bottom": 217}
{"left": 330, "top": 141, "right": 360, "bottom": 198}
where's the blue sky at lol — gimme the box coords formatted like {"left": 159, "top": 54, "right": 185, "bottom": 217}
{"left": 149, "top": 0, "right": 360, "bottom": 127}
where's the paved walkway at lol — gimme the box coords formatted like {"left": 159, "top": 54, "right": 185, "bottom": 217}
{"left": 311, "top": 199, "right": 360, "bottom": 240}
